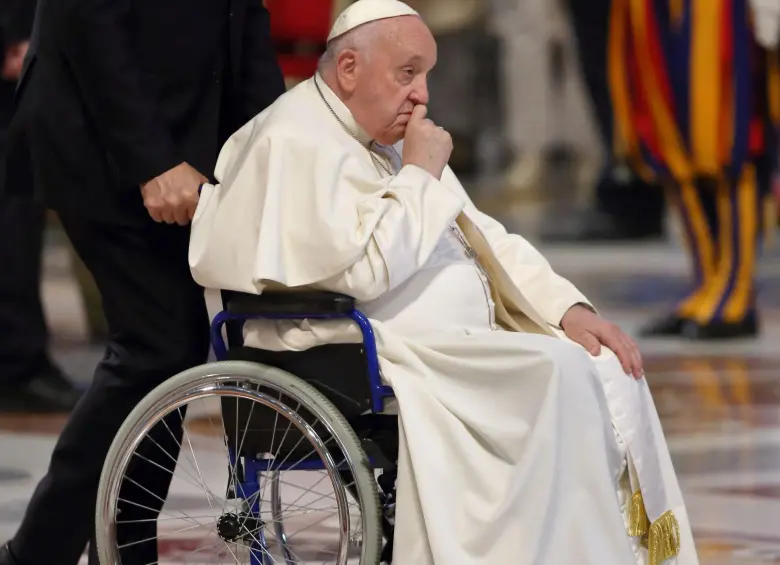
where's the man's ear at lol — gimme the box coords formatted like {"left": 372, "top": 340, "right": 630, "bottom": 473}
{"left": 336, "top": 49, "right": 359, "bottom": 93}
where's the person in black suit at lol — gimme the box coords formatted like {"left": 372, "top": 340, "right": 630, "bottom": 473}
{"left": 0, "top": 0, "right": 81, "bottom": 414}
{"left": 0, "top": 0, "right": 285, "bottom": 563}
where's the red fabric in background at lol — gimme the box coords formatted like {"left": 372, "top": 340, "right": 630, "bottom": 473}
{"left": 265, "top": 0, "right": 333, "bottom": 42}
{"left": 265, "top": 0, "right": 334, "bottom": 79}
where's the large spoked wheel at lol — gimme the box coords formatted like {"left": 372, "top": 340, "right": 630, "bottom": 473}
{"left": 95, "top": 361, "right": 383, "bottom": 564}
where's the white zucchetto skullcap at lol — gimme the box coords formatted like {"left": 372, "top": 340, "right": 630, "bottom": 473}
{"left": 327, "top": 0, "right": 420, "bottom": 42}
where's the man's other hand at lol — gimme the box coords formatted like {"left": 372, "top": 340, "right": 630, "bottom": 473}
{"left": 401, "top": 105, "right": 453, "bottom": 179}
{"left": 2, "top": 41, "right": 29, "bottom": 82}
{"left": 140, "top": 163, "right": 208, "bottom": 225}
{"left": 561, "top": 304, "right": 644, "bottom": 379}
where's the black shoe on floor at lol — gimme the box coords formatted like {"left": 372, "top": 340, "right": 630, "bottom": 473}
{"left": 682, "top": 315, "right": 760, "bottom": 340}
{"left": 640, "top": 313, "right": 760, "bottom": 340}
{"left": 639, "top": 314, "right": 688, "bottom": 338}
{"left": 0, "top": 367, "right": 83, "bottom": 413}
{"left": 0, "top": 543, "right": 20, "bottom": 565}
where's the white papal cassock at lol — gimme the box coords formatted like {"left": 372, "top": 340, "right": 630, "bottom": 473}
{"left": 189, "top": 75, "right": 699, "bottom": 565}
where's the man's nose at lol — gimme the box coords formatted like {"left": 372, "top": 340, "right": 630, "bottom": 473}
{"left": 409, "top": 79, "right": 429, "bottom": 105}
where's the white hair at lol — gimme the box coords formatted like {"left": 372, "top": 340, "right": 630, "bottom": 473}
{"left": 318, "top": 21, "right": 381, "bottom": 72}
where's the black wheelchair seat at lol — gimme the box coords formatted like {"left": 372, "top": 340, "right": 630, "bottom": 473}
{"left": 223, "top": 345, "right": 397, "bottom": 467}
{"left": 226, "top": 290, "right": 355, "bottom": 316}
{"left": 226, "top": 343, "right": 372, "bottom": 418}
{"left": 218, "top": 291, "right": 398, "bottom": 467}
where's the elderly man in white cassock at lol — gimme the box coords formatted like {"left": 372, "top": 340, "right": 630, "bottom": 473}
{"left": 189, "top": 1, "right": 699, "bottom": 564}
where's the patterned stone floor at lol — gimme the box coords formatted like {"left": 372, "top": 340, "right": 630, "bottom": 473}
{"left": 2, "top": 219, "right": 780, "bottom": 563}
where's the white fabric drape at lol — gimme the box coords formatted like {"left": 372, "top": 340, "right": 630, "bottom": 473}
{"left": 189, "top": 76, "right": 698, "bottom": 565}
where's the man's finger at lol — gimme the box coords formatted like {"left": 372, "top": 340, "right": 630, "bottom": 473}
{"left": 574, "top": 331, "right": 601, "bottom": 356}
{"left": 146, "top": 208, "right": 163, "bottom": 223}
{"left": 614, "top": 334, "right": 643, "bottom": 378}
{"left": 626, "top": 339, "right": 644, "bottom": 379}
{"left": 173, "top": 205, "right": 190, "bottom": 226}
{"left": 161, "top": 209, "right": 177, "bottom": 224}
{"left": 144, "top": 199, "right": 163, "bottom": 223}
{"left": 594, "top": 328, "right": 628, "bottom": 372}
{"left": 612, "top": 336, "right": 637, "bottom": 377}
{"left": 633, "top": 353, "right": 645, "bottom": 379}
{"left": 411, "top": 105, "right": 427, "bottom": 121}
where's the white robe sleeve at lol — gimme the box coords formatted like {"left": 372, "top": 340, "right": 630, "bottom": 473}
{"left": 190, "top": 131, "right": 465, "bottom": 299}
{"left": 315, "top": 163, "right": 466, "bottom": 301}
{"left": 466, "top": 202, "right": 594, "bottom": 327}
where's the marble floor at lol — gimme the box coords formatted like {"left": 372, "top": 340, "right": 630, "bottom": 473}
{"left": 2, "top": 221, "right": 780, "bottom": 564}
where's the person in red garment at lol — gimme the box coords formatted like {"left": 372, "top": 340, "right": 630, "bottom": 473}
{"left": 265, "top": 0, "right": 336, "bottom": 84}
{"left": 610, "top": 0, "right": 779, "bottom": 340}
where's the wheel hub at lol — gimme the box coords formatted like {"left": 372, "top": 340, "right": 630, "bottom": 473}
{"left": 217, "top": 512, "right": 242, "bottom": 542}
{"left": 217, "top": 511, "right": 264, "bottom": 543}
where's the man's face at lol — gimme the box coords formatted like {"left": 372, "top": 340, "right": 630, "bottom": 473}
{"left": 347, "top": 17, "right": 437, "bottom": 145}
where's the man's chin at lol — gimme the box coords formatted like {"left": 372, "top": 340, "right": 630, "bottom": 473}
{"left": 377, "top": 126, "right": 407, "bottom": 146}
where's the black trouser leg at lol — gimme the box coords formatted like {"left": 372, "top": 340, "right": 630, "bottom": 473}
{"left": 0, "top": 197, "right": 50, "bottom": 384}
{"left": 86, "top": 407, "right": 188, "bottom": 565}
{"left": 9, "top": 216, "right": 210, "bottom": 565}
{"left": 566, "top": 0, "right": 665, "bottom": 229}
{"left": 595, "top": 171, "right": 666, "bottom": 233}
{"left": 565, "top": 0, "right": 613, "bottom": 146}
{"left": 117, "top": 408, "right": 189, "bottom": 564}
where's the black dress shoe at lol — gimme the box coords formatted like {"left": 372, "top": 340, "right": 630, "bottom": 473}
{"left": 639, "top": 314, "right": 688, "bottom": 337}
{"left": 0, "top": 367, "right": 83, "bottom": 413}
{"left": 681, "top": 315, "right": 760, "bottom": 340}
{"left": 0, "top": 543, "right": 20, "bottom": 565}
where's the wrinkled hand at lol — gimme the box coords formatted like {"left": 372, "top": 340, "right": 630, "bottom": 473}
{"left": 560, "top": 304, "right": 644, "bottom": 379}
{"left": 140, "top": 162, "right": 208, "bottom": 225}
{"left": 402, "top": 105, "right": 453, "bottom": 179}
{"left": 2, "top": 41, "right": 29, "bottom": 81}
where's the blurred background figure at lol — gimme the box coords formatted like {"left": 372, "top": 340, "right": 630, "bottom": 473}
{"left": 264, "top": 0, "right": 338, "bottom": 88}
{"left": 751, "top": 0, "right": 780, "bottom": 230}
{"left": 405, "top": 0, "right": 502, "bottom": 179}
{"left": 539, "top": 0, "right": 667, "bottom": 242}
{"left": 492, "top": 0, "right": 602, "bottom": 199}
{"left": 0, "top": 0, "right": 81, "bottom": 413}
{"left": 607, "top": 0, "right": 778, "bottom": 340}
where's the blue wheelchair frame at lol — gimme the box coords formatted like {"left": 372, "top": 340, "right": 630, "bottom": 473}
{"left": 208, "top": 301, "right": 394, "bottom": 563}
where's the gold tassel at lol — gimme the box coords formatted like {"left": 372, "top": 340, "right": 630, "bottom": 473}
{"left": 627, "top": 490, "right": 650, "bottom": 537}
{"left": 628, "top": 491, "right": 682, "bottom": 564}
{"left": 647, "top": 511, "right": 682, "bottom": 565}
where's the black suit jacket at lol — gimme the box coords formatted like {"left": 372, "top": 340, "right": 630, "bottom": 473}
{"left": 2, "top": 0, "right": 285, "bottom": 224}
{"left": 0, "top": 0, "right": 35, "bottom": 139}
{"left": 0, "top": 0, "right": 35, "bottom": 48}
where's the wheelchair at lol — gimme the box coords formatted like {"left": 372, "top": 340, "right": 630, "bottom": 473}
{"left": 95, "top": 291, "right": 399, "bottom": 564}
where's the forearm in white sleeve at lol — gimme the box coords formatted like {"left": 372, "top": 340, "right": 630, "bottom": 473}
{"left": 315, "top": 164, "right": 465, "bottom": 301}
{"left": 468, "top": 206, "right": 594, "bottom": 326}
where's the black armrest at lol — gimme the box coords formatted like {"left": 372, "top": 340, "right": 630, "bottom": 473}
{"left": 225, "top": 291, "right": 356, "bottom": 316}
